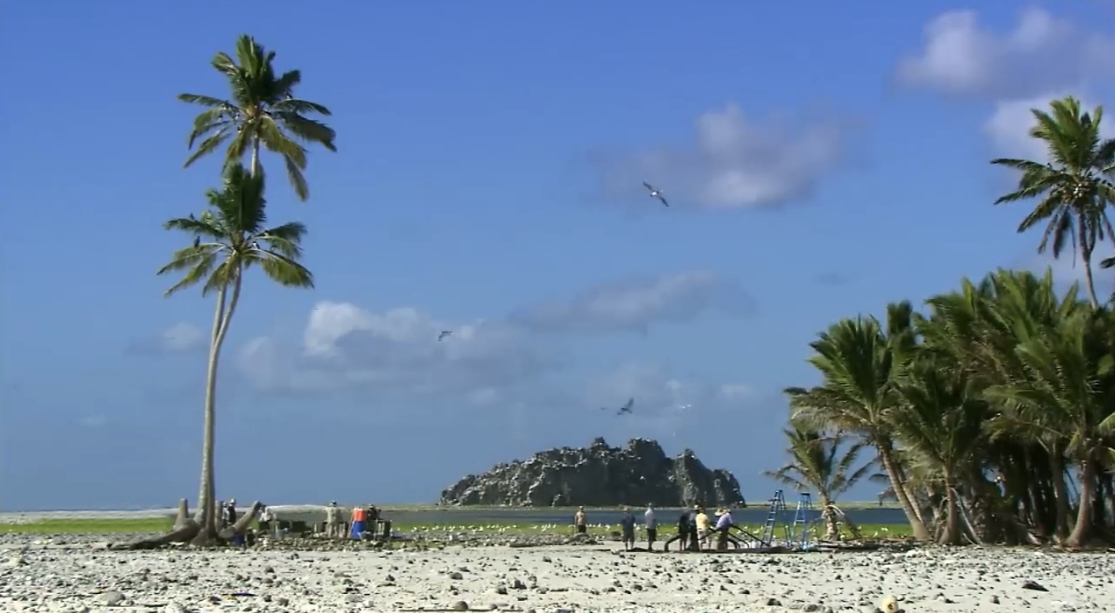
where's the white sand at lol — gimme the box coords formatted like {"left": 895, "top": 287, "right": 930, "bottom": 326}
{"left": 1, "top": 541, "right": 1113, "bottom": 612}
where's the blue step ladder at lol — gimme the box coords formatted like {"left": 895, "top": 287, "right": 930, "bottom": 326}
{"left": 759, "top": 490, "right": 788, "bottom": 547}
{"left": 788, "top": 492, "right": 814, "bottom": 550}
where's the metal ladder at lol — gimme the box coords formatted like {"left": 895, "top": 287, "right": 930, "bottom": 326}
{"left": 789, "top": 492, "right": 813, "bottom": 550}
{"left": 759, "top": 490, "right": 787, "bottom": 547}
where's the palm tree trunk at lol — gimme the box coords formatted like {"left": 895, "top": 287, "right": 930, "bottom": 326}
{"left": 820, "top": 495, "right": 839, "bottom": 540}
{"left": 1050, "top": 450, "right": 1071, "bottom": 541}
{"left": 250, "top": 138, "right": 261, "bottom": 178}
{"left": 1066, "top": 456, "right": 1096, "bottom": 547}
{"left": 191, "top": 270, "right": 245, "bottom": 544}
{"left": 877, "top": 445, "right": 932, "bottom": 540}
{"left": 1081, "top": 243, "right": 1100, "bottom": 308}
{"left": 941, "top": 481, "right": 962, "bottom": 545}
{"left": 193, "top": 284, "right": 228, "bottom": 532}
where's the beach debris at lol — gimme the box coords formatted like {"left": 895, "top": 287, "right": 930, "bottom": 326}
{"left": 878, "top": 595, "right": 899, "bottom": 613}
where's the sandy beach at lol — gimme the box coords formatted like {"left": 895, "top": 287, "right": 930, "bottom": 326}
{"left": 1, "top": 535, "right": 1113, "bottom": 613}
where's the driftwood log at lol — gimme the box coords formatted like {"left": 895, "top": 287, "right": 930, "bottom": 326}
{"left": 112, "top": 499, "right": 261, "bottom": 550}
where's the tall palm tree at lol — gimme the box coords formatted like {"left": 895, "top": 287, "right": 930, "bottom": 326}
{"left": 158, "top": 163, "right": 314, "bottom": 542}
{"left": 179, "top": 34, "right": 336, "bottom": 200}
{"left": 785, "top": 311, "right": 933, "bottom": 541}
{"left": 990, "top": 96, "right": 1115, "bottom": 308}
{"left": 764, "top": 421, "right": 876, "bottom": 540}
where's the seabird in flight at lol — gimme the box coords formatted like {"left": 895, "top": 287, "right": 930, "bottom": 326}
{"left": 642, "top": 182, "right": 669, "bottom": 207}
{"left": 617, "top": 398, "right": 634, "bottom": 415}
{"left": 438, "top": 330, "right": 453, "bottom": 341}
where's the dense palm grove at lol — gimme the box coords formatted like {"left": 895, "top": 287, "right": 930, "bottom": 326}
{"left": 776, "top": 97, "right": 1115, "bottom": 547}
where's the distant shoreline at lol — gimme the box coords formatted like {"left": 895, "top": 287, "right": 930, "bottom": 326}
{"left": 0, "top": 500, "right": 899, "bottom": 523}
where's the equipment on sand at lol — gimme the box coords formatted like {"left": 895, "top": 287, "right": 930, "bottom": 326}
{"left": 759, "top": 490, "right": 818, "bottom": 550}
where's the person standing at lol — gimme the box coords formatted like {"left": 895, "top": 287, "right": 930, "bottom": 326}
{"left": 258, "top": 505, "right": 273, "bottom": 536}
{"left": 694, "top": 506, "right": 711, "bottom": 551}
{"left": 714, "top": 508, "right": 734, "bottom": 551}
{"left": 325, "top": 501, "right": 339, "bottom": 538}
{"left": 644, "top": 504, "right": 658, "bottom": 550}
{"left": 573, "top": 506, "right": 588, "bottom": 535}
{"left": 665, "top": 508, "right": 691, "bottom": 551}
{"left": 350, "top": 505, "right": 367, "bottom": 540}
{"left": 619, "top": 507, "right": 636, "bottom": 551}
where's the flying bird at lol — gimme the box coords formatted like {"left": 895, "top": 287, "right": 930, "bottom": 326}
{"left": 617, "top": 398, "right": 634, "bottom": 415}
{"left": 438, "top": 330, "right": 453, "bottom": 341}
{"left": 642, "top": 182, "right": 669, "bottom": 207}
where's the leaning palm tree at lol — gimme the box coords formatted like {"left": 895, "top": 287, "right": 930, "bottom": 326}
{"left": 990, "top": 96, "right": 1115, "bottom": 308}
{"left": 158, "top": 163, "right": 314, "bottom": 543}
{"left": 785, "top": 310, "right": 933, "bottom": 541}
{"left": 179, "top": 34, "right": 336, "bottom": 200}
{"left": 764, "top": 421, "right": 876, "bottom": 540}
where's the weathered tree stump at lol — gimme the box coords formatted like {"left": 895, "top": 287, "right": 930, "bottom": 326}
{"left": 111, "top": 499, "right": 262, "bottom": 550}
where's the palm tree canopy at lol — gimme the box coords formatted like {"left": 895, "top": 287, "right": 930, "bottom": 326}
{"left": 179, "top": 34, "right": 336, "bottom": 201}
{"left": 764, "top": 422, "right": 875, "bottom": 500}
{"left": 990, "top": 96, "right": 1115, "bottom": 262}
{"left": 158, "top": 163, "right": 314, "bottom": 296}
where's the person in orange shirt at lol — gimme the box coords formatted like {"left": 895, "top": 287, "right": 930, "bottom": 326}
{"left": 350, "top": 505, "right": 367, "bottom": 539}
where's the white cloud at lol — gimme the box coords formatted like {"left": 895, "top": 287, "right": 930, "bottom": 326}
{"left": 984, "top": 93, "right": 1115, "bottom": 162}
{"left": 574, "top": 363, "right": 763, "bottom": 444}
{"left": 128, "top": 322, "right": 206, "bottom": 355}
{"left": 898, "top": 8, "right": 1115, "bottom": 164}
{"left": 595, "top": 104, "right": 851, "bottom": 209}
{"left": 511, "top": 271, "right": 753, "bottom": 334}
{"left": 238, "top": 301, "right": 552, "bottom": 399}
{"left": 896, "top": 7, "right": 1112, "bottom": 99}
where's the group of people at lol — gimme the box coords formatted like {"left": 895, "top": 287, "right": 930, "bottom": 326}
{"left": 324, "top": 501, "right": 386, "bottom": 540}
{"left": 576, "top": 504, "right": 736, "bottom": 552}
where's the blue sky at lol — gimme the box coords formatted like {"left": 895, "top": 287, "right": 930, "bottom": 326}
{"left": 2, "top": 1, "right": 1114, "bottom": 511}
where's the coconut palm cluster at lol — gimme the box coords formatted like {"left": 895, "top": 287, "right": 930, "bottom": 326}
{"left": 776, "top": 97, "right": 1115, "bottom": 547}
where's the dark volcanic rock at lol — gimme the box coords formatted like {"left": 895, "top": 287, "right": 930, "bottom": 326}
{"left": 439, "top": 437, "right": 746, "bottom": 507}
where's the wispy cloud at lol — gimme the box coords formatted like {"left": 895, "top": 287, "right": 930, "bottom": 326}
{"left": 593, "top": 104, "right": 855, "bottom": 210}
{"left": 510, "top": 271, "right": 754, "bottom": 335}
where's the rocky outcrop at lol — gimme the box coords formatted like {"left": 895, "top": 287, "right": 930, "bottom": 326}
{"left": 439, "top": 438, "right": 746, "bottom": 507}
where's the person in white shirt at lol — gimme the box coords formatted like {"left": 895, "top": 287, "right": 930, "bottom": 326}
{"left": 325, "top": 501, "right": 340, "bottom": 537}
{"left": 644, "top": 504, "right": 658, "bottom": 550}
{"left": 714, "top": 508, "right": 734, "bottom": 551}
{"left": 258, "top": 505, "right": 274, "bottom": 536}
